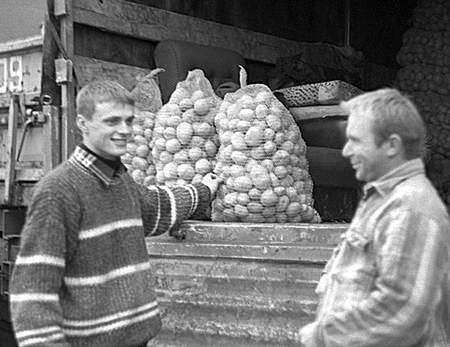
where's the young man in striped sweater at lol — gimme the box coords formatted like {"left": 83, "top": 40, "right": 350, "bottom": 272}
{"left": 9, "top": 80, "right": 219, "bottom": 347}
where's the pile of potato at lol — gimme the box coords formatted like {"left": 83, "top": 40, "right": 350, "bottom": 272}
{"left": 122, "top": 69, "right": 165, "bottom": 187}
{"left": 121, "top": 111, "right": 157, "bottom": 186}
{"left": 151, "top": 70, "right": 220, "bottom": 187}
{"left": 395, "top": 0, "right": 450, "bottom": 208}
{"left": 212, "top": 73, "right": 320, "bottom": 223}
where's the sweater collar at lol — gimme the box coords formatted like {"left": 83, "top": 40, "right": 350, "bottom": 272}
{"left": 69, "top": 146, "right": 126, "bottom": 186}
{"left": 362, "top": 158, "right": 425, "bottom": 199}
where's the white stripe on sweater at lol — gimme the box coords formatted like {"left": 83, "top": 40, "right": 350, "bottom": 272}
{"left": 16, "top": 326, "right": 61, "bottom": 339}
{"left": 79, "top": 218, "right": 143, "bottom": 240}
{"left": 9, "top": 293, "right": 59, "bottom": 302}
{"left": 185, "top": 185, "right": 196, "bottom": 216}
{"left": 20, "top": 333, "right": 64, "bottom": 347}
{"left": 147, "top": 186, "right": 160, "bottom": 236}
{"left": 191, "top": 184, "right": 199, "bottom": 214}
{"left": 15, "top": 255, "right": 65, "bottom": 267}
{"left": 64, "top": 262, "right": 150, "bottom": 286}
{"left": 63, "top": 307, "right": 160, "bottom": 337}
{"left": 161, "top": 186, "right": 177, "bottom": 231}
{"left": 63, "top": 300, "right": 158, "bottom": 327}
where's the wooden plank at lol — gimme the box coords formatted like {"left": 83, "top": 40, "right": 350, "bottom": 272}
{"left": 149, "top": 257, "right": 323, "bottom": 282}
{"left": 59, "top": 0, "right": 76, "bottom": 160}
{"left": 73, "top": 55, "right": 151, "bottom": 90}
{"left": 289, "top": 105, "right": 348, "bottom": 122}
{"left": 41, "top": 11, "right": 62, "bottom": 109}
{"left": 73, "top": 24, "right": 155, "bottom": 69}
{"left": 170, "top": 220, "right": 347, "bottom": 245}
{"left": 72, "top": 0, "right": 305, "bottom": 64}
{"left": 4, "top": 96, "right": 19, "bottom": 205}
{"left": 42, "top": 105, "right": 60, "bottom": 173}
{"left": 147, "top": 240, "right": 332, "bottom": 263}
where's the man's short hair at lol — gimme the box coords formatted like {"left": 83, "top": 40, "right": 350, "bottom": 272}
{"left": 340, "top": 88, "right": 426, "bottom": 159}
{"left": 76, "top": 80, "right": 134, "bottom": 119}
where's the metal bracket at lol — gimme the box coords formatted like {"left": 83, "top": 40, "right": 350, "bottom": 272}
{"left": 55, "top": 58, "right": 73, "bottom": 84}
{"left": 54, "top": 0, "right": 67, "bottom": 17}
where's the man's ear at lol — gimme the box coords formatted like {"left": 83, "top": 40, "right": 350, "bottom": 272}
{"left": 386, "top": 134, "right": 403, "bottom": 157}
{"left": 76, "top": 114, "right": 88, "bottom": 134}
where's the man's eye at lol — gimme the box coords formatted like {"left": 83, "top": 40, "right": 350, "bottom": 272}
{"left": 105, "top": 119, "right": 119, "bottom": 125}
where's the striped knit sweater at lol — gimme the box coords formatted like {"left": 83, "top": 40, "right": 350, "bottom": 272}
{"left": 10, "top": 146, "right": 211, "bottom": 347}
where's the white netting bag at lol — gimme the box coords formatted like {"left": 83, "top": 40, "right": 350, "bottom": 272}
{"left": 152, "top": 69, "right": 221, "bottom": 187}
{"left": 212, "top": 67, "right": 321, "bottom": 223}
{"left": 121, "top": 110, "right": 157, "bottom": 186}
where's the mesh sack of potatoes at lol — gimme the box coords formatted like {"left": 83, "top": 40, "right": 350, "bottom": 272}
{"left": 121, "top": 111, "right": 157, "bottom": 186}
{"left": 411, "top": 92, "right": 450, "bottom": 127}
{"left": 397, "top": 29, "right": 450, "bottom": 68}
{"left": 130, "top": 68, "right": 165, "bottom": 113}
{"left": 211, "top": 67, "right": 321, "bottom": 223}
{"left": 412, "top": 0, "right": 450, "bottom": 32}
{"left": 396, "top": 64, "right": 450, "bottom": 96}
{"left": 151, "top": 69, "right": 221, "bottom": 187}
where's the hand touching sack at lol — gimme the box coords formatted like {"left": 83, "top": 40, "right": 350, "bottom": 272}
{"left": 170, "top": 173, "right": 221, "bottom": 240}
{"left": 201, "top": 173, "right": 221, "bottom": 198}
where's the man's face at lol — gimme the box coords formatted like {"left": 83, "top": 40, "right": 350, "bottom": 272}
{"left": 78, "top": 101, "right": 134, "bottom": 160}
{"left": 342, "top": 113, "right": 389, "bottom": 183}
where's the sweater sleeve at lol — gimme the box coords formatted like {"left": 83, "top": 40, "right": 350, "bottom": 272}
{"left": 139, "top": 183, "right": 211, "bottom": 237}
{"left": 9, "top": 180, "right": 78, "bottom": 347}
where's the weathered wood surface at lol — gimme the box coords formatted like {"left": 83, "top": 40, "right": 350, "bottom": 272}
{"left": 150, "top": 257, "right": 323, "bottom": 283}
{"left": 4, "top": 97, "right": 19, "bottom": 205}
{"left": 42, "top": 105, "right": 60, "bottom": 173}
{"left": 59, "top": 0, "right": 76, "bottom": 160}
{"left": 74, "top": 23, "right": 155, "bottom": 69}
{"left": 148, "top": 241, "right": 332, "bottom": 263}
{"left": 73, "top": 55, "right": 151, "bottom": 90}
{"left": 147, "top": 221, "right": 345, "bottom": 263}
{"left": 289, "top": 105, "right": 348, "bottom": 121}
{"left": 146, "top": 221, "right": 347, "bottom": 346}
{"left": 73, "top": 0, "right": 306, "bottom": 64}
{"left": 172, "top": 220, "right": 345, "bottom": 245}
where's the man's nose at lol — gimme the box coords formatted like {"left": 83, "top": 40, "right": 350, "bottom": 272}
{"left": 118, "top": 121, "right": 132, "bottom": 135}
{"left": 342, "top": 142, "right": 350, "bottom": 157}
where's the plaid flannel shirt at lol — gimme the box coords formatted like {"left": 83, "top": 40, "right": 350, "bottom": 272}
{"left": 303, "top": 159, "right": 450, "bottom": 347}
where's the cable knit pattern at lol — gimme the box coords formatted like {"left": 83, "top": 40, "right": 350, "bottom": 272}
{"left": 10, "top": 146, "right": 211, "bottom": 347}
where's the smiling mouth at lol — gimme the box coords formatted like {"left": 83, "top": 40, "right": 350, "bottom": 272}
{"left": 112, "top": 139, "right": 127, "bottom": 145}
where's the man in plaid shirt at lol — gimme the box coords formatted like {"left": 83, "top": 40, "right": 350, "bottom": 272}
{"left": 300, "top": 88, "right": 450, "bottom": 347}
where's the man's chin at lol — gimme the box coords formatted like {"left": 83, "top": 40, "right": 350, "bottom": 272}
{"left": 355, "top": 171, "right": 365, "bottom": 182}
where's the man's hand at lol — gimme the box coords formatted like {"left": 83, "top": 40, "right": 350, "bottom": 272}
{"left": 201, "top": 173, "right": 221, "bottom": 197}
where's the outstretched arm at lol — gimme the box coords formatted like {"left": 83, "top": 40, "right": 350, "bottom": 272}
{"left": 139, "top": 174, "right": 220, "bottom": 237}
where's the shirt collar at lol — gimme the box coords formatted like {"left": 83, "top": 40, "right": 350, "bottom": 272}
{"left": 69, "top": 146, "right": 126, "bottom": 186}
{"left": 362, "top": 158, "right": 425, "bottom": 199}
